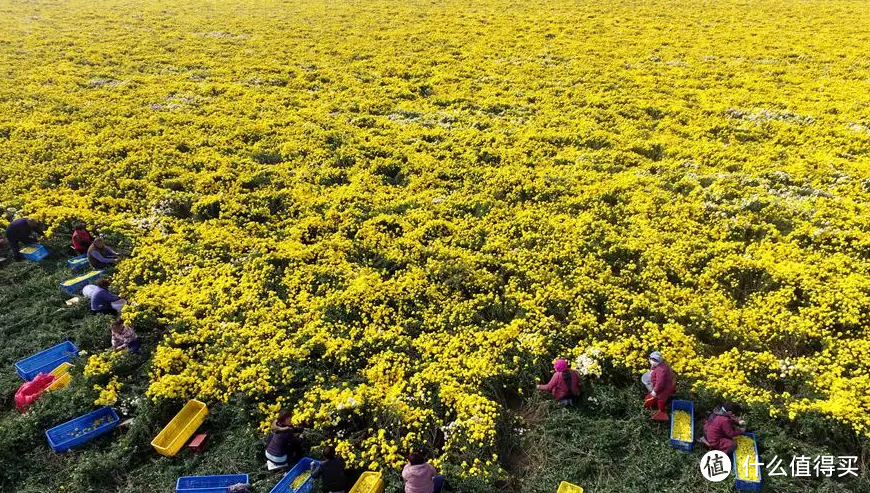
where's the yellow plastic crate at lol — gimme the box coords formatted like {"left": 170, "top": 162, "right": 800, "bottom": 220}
{"left": 47, "top": 362, "right": 73, "bottom": 391}
{"left": 557, "top": 481, "right": 584, "bottom": 493}
{"left": 350, "top": 471, "right": 385, "bottom": 493}
{"left": 151, "top": 399, "right": 208, "bottom": 457}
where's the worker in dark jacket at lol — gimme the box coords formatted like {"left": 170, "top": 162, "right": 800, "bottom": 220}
{"left": 5, "top": 218, "right": 40, "bottom": 260}
{"left": 701, "top": 402, "right": 746, "bottom": 454}
{"left": 310, "top": 445, "right": 348, "bottom": 493}
{"left": 265, "top": 410, "right": 305, "bottom": 471}
{"left": 537, "top": 358, "right": 581, "bottom": 405}
{"left": 643, "top": 351, "right": 676, "bottom": 421}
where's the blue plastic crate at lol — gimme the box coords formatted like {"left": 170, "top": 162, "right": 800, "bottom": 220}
{"left": 20, "top": 244, "right": 49, "bottom": 261}
{"left": 15, "top": 341, "right": 79, "bottom": 381}
{"left": 269, "top": 457, "right": 319, "bottom": 493}
{"left": 45, "top": 406, "right": 119, "bottom": 452}
{"left": 733, "top": 432, "right": 762, "bottom": 491}
{"left": 60, "top": 269, "right": 104, "bottom": 295}
{"left": 669, "top": 399, "right": 694, "bottom": 452}
{"left": 176, "top": 474, "right": 249, "bottom": 493}
{"left": 68, "top": 254, "right": 90, "bottom": 272}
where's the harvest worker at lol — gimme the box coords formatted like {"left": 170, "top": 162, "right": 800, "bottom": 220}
{"left": 88, "top": 237, "right": 119, "bottom": 269}
{"left": 111, "top": 319, "right": 140, "bottom": 353}
{"left": 309, "top": 445, "right": 348, "bottom": 493}
{"left": 71, "top": 223, "right": 94, "bottom": 254}
{"left": 89, "top": 279, "right": 126, "bottom": 316}
{"left": 265, "top": 409, "right": 305, "bottom": 471}
{"left": 700, "top": 402, "right": 746, "bottom": 454}
{"left": 536, "top": 358, "right": 581, "bottom": 405}
{"left": 643, "top": 351, "right": 676, "bottom": 421}
{"left": 403, "top": 451, "right": 442, "bottom": 493}
{"left": 5, "top": 217, "right": 41, "bottom": 261}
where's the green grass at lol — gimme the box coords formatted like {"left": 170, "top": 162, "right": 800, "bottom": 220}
{"left": 514, "top": 386, "right": 870, "bottom": 493}
{"left": 0, "top": 241, "right": 263, "bottom": 493}
{"left": 1, "top": 239, "right": 868, "bottom": 492}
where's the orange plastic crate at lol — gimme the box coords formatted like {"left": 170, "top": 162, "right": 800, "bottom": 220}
{"left": 151, "top": 399, "right": 208, "bottom": 457}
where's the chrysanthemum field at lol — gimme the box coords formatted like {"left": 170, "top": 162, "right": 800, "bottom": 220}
{"left": 1, "top": 0, "right": 869, "bottom": 490}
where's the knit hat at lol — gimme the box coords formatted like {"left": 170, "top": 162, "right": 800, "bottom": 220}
{"left": 649, "top": 351, "right": 663, "bottom": 363}
{"left": 553, "top": 358, "right": 569, "bottom": 372}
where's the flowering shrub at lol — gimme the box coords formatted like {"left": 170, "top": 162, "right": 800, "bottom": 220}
{"left": 94, "top": 378, "right": 122, "bottom": 407}
{"left": 83, "top": 351, "right": 124, "bottom": 378}
{"left": 573, "top": 349, "right": 603, "bottom": 378}
{"left": 1, "top": 0, "right": 870, "bottom": 481}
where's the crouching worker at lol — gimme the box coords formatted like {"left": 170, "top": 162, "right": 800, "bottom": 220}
{"left": 537, "top": 358, "right": 581, "bottom": 405}
{"left": 700, "top": 402, "right": 746, "bottom": 454}
{"left": 310, "top": 445, "right": 348, "bottom": 493}
{"left": 71, "top": 223, "right": 94, "bottom": 254}
{"left": 643, "top": 351, "right": 676, "bottom": 421}
{"left": 111, "top": 319, "right": 140, "bottom": 353}
{"left": 403, "top": 451, "right": 442, "bottom": 493}
{"left": 86, "top": 279, "right": 127, "bottom": 316}
{"left": 265, "top": 410, "right": 305, "bottom": 471}
{"left": 88, "top": 237, "right": 119, "bottom": 269}
{"left": 5, "top": 217, "right": 41, "bottom": 260}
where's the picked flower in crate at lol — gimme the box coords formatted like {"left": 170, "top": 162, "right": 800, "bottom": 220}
{"left": 733, "top": 433, "right": 762, "bottom": 491}
{"left": 669, "top": 399, "right": 695, "bottom": 452}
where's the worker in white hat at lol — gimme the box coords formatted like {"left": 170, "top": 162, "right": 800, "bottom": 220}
{"left": 643, "top": 351, "right": 676, "bottom": 421}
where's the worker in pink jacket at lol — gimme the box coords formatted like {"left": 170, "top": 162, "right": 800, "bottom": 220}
{"left": 537, "top": 358, "right": 581, "bottom": 405}
{"left": 643, "top": 351, "right": 676, "bottom": 421}
{"left": 402, "top": 451, "right": 443, "bottom": 493}
{"left": 701, "top": 402, "right": 746, "bottom": 454}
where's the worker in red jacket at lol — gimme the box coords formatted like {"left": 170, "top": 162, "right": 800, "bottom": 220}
{"left": 701, "top": 402, "right": 746, "bottom": 454}
{"left": 537, "top": 358, "right": 581, "bottom": 405}
{"left": 71, "top": 223, "right": 94, "bottom": 254}
{"left": 643, "top": 351, "right": 676, "bottom": 421}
